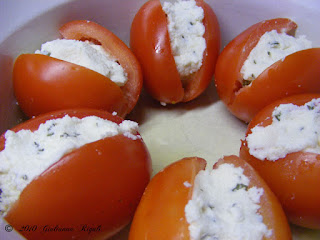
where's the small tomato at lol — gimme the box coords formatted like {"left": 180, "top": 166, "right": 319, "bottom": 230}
{"left": 240, "top": 93, "right": 320, "bottom": 229}
{"left": 215, "top": 18, "right": 320, "bottom": 122}
{"left": 130, "top": 0, "right": 220, "bottom": 104}
{"left": 13, "top": 20, "right": 143, "bottom": 118}
{"left": 129, "top": 156, "right": 291, "bottom": 240}
{"left": 1, "top": 109, "right": 152, "bottom": 240}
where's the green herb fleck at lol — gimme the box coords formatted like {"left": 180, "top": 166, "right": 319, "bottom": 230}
{"left": 242, "top": 79, "right": 252, "bottom": 86}
{"left": 253, "top": 60, "right": 257, "bottom": 64}
{"left": 60, "top": 132, "right": 70, "bottom": 138}
{"left": 274, "top": 112, "right": 281, "bottom": 121}
{"left": 60, "top": 132, "right": 80, "bottom": 138}
{"left": 22, "top": 175, "right": 28, "bottom": 180}
{"left": 307, "top": 105, "right": 315, "bottom": 110}
{"left": 270, "top": 41, "right": 280, "bottom": 48}
{"left": 47, "top": 123, "right": 57, "bottom": 135}
{"left": 232, "top": 183, "right": 248, "bottom": 191}
{"left": 208, "top": 204, "right": 214, "bottom": 210}
{"left": 43, "top": 51, "right": 51, "bottom": 56}
{"left": 34, "top": 142, "right": 44, "bottom": 153}
{"left": 267, "top": 51, "right": 271, "bottom": 56}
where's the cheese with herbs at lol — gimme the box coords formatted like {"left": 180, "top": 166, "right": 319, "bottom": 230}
{"left": 185, "top": 163, "right": 272, "bottom": 240}
{"left": 241, "top": 30, "right": 312, "bottom": 84}
{"left": 246, "top": 98, "right": 320, "bottom": 161}
{"left": 162, "top": 0, "right": 206, "bottom": 77}
{"left": 35, "top": 39, "right": 128, "bottom": 86}
{"left": 0, "top": 115, "right": 139, "bottom": 215}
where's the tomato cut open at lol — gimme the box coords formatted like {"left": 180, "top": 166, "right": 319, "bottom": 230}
{"left": 1, "top": 109, "right": 152, "bottom": 240}
{"left": 215, "top": 18, "right": 320, "bottom": 122}
{"left": 129, "top": 156, "right": 291, "bottom": 240}
{"left": 130, "top": 0, "right": 220, "bottom": 104}
{"left": 240, "top": 94, "right": 320, "bottom": 229}
{"left": 13, "top": 20, "right": 142, "bottom": 118}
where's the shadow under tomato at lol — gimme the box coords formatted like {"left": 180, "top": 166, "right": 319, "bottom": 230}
{"left": 290, "top": 224, "right": 320, "bottom": 239}
{"left": 108, "top": 224, "right": 131, "bottom": 240}
{"left": 128, "top": 80, "right": 220, "bottom": 125}
{"left": 0, "top": 54, "right": 27, "bottom": 134}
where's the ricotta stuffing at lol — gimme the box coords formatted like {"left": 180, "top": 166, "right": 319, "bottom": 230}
{"left": 241, "top": 30, "right": 312, "bottom": 85}
{"left": 35, "top": 39, "right": 128, "bottom": 86}
{"left": 0, "top": 115, "right": 139, "bottom": 215}
{"left": 162, "top": 0, "right": 206, "bottom": 77}
{"left": 246, "top": 98, "right": 320, "bottom": 161}
{"left": 185, "top": 163, "right": 272, "bottom": 240}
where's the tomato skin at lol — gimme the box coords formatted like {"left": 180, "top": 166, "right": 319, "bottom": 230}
{"left": 129, "top": 157, "right": 206, "bottom": 240}
{"left": 129, "top": 156, "right": 291, "bottom": 240}
{"left": 130, "top": 0, "right": 220, "bottom": 104}
{"left": 240, "top": 94, "right": 320, "bottom": 229}
{"left": 60, "top": 20, "right": 143, "bottom": 116}
{"left": 1, "top": 109, "right": 152, "bottom": 240}
{"left": 13, "top": 20, "right": 143, "bottom": 118}
{"left": 13, "top": 54, "right": 125, "bottom": 117}
{"left": 215, "top": 156, "right": 292, "bottom": 240}
{"left": 215, "top": 18, "right": 320, "bottom": 123}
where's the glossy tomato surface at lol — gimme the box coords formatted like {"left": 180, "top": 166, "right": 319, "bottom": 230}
{"left": 240, "top": 94, "right": 320, "bottom": 229}
{"left": 129, "top": 156, "right": 291, "bottom": 240}
{"left": 215, "top": 156, "right": 291, "bottom": 240}
{"left": 129, "top": 157, "right": 206, "bottom": 240}
{"left": 215, "top": 18, "right": 320, "bottom": 122}
{"left": 13, "top": 20, "right": 143, "bottom": 118}
{"left": 1, "top": 109, "right": 152, "bottom": 240}
{"left": 130, "top": 0, "right": 220, "bottom": 104}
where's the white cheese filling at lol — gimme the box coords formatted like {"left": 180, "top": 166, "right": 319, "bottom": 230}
{"left": 246, "top": 98, "right": 320, "bottom": 161}
{"left": 35, "top": 39, "right": 128, "bottom": 86}
{"left": 240, "top": 30, "right": 312, "bottom": 84}
{"left": 185, "top": 163, "right": 272, "bottom": 240}
{"left": 0, "top": 115, "right": 140, "bottom": 215}
{"left": 162, "top": 0, "right": 206, "bottom": 77}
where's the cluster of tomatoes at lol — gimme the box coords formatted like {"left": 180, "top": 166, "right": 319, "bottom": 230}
{"left": 3, "top": 0, "right": 320, "bottom": 239}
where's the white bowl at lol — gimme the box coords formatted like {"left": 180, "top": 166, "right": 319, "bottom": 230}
{"left": 0, "top": 0, "right": 320, "bottom": 239}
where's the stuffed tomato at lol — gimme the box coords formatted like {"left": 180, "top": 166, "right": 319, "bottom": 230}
{"left": 129, "top": 156, "right": 291, "bottom": 240}
{"left": 240, "top": 93, "right": 320, "bottom": 229}
{"left": 215, "top": 18, "right": 320, "bottom": 122}
{"left": 130, "top": 0, "right": 220, "bottom": 104}
{"left": 13, "top": 20, "right": 142, "bottom": 118}
{"left": 0, "top": 109, "right": 151, "bottom": 240}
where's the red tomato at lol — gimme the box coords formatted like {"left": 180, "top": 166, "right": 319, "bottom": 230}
{"left": 130, "top": 0, "right": 220, "bottom": 104}
{"left": 129, "top": 156, "right": 291, "bottom": 240}
{"left": 215, "top": 18, "right": 320, "bottom": 123}
{"left": 240, "top": 93, "right": 320, "bottom": 229}
{"left": 1, "top": 109, "right": 152, "bottom": 240}
{"left": 13, "top": 20, "right": 143, "bottom": 118}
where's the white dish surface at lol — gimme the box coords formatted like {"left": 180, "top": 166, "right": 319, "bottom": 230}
{"left": 0, "top": 0, "right": 320, "bottom": 239}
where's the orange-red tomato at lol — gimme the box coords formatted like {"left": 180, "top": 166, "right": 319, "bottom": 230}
{"left": 13, "top": 20, "right": 143, "bottom": 118}
{"left": 129, "top": 156, "right": 291, "bottom": 240}
{"left": 130, "top": 0, "right": 220, "bottom": 104}
{"left": 1, "top": 109, "right": 152, "bottom": 240}
{"left": 240, "top": 93, "right": 320, "bottom": 229}
{"left": 215, "top": 18, "right": 320, "bottom": 123}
